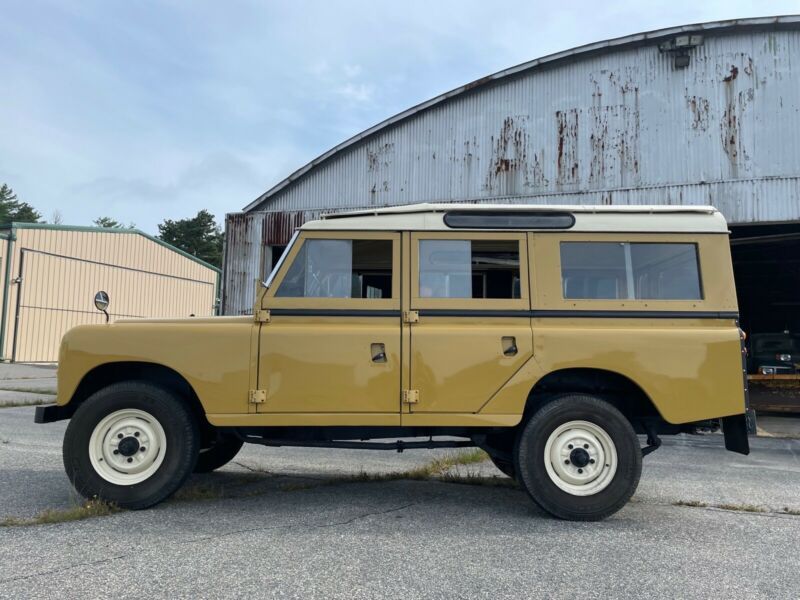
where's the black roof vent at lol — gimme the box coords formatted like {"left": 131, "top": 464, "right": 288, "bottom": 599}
{"left": 443, "top": 211, "right": 575, "bottom": 230}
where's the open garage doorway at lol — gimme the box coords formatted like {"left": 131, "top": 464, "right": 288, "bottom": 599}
{"left": 730, "top": 223, "right": 800, "bottom": 413}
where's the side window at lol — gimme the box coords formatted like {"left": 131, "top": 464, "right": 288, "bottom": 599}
{"left": 560, "top": 242, "right": 702, "bottom": 300}
{"left": 276, "top": 238, "right": 393, "bottom": 298}
{"left": 418, "top": 239, "right": 521, "bottom": 299}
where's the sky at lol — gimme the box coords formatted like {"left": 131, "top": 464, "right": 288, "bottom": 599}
{"left": 2, "top": 1, "right": 798, "bottom": 234}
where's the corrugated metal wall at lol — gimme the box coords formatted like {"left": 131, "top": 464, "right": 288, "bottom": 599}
{"left": 247, "top": 27, "right": 800, "bottom": 221}
{"left": 223, "top": 22, "right": 800, "bottom": 315}
{"left": 0, "top": 227, "right": 219, "bottom": 362}
{"left": 222, "top": 211, "right": 316, "bottom": 315}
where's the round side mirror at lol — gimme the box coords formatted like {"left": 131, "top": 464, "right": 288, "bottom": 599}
{"left": 94, "top": 290, "right": 110, "bottom": 312}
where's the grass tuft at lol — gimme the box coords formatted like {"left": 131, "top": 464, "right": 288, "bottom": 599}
{"left": 0, "top": 499, "right": 119, "bottom": 527}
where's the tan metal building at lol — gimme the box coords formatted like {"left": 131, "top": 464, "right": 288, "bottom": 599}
{"left": 0, "top": 223, "right": 220, "bottom": 363}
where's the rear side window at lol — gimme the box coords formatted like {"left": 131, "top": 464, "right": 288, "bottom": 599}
{"left": 418, "top": 239, "right": 521, "bottom": 299}
{"left": 560, "top": 242, "right": 702, "bottom": 300}
{"left": 276, "top": 239, "right": 393, "bottom": 298}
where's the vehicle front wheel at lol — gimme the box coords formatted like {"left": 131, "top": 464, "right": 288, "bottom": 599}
{"left": 515, "top": 394, "right": 642, "bottom": 521}
{"left": 63, "top": 381, "right": 199, "bottom": 509}
{"left": 194, "top": 433, "right": 244, "bottom": 473}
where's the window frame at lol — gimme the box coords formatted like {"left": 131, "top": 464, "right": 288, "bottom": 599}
{"left": 410, "top": 231, "right": 530, "bottom": 310}
{"left": 559, "top": 241, "right": 704, "bottom": 301}
{"left": 530, "top": 232, "right": 713, "bottom": 311}
{"left": 264, "top": 231, "right": 400, "bottom": 310}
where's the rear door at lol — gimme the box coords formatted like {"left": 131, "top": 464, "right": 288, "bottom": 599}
{"left": 406, "top": 232, "right": 533, "bottom": 414}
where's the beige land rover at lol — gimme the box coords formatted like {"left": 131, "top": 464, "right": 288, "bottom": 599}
{"left": 35, "top": 204, "right": 754, "bottom": 520}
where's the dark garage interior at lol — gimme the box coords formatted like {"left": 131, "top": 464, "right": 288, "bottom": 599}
{"left": 730, "top": 224, "right": 800, "bottom": 337}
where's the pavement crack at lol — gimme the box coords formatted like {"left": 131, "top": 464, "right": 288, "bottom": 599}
{"left": 312, "top": 502, "right": 416, "bottom": 528}
{"left": 0, "top": 553, "right": 127, "bottom": 584}
{"left": 177, "top": 502, "right": 417, "bottom": 545}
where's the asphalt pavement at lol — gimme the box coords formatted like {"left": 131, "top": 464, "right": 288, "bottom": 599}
{"left": 0, "top": 405, "right": 798, "bottom": 599}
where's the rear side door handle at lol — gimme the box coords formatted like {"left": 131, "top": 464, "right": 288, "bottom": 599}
{"left": 502, "top": 336, "right": 518, "bottom": 356}
{"left": 371, "top": 343, "right": 387, "bottom": 363}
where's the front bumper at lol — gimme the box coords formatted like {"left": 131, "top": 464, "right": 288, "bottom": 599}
{"left": 34, "top": 404, "right": 73, "bottom": 424}
{"left": 721, "top": 409, "right": 757, "bottom": 455}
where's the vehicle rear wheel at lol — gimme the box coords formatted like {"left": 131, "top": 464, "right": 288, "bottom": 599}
{"left": 515, "top": 394, "right": 641, "bottom": 521}
{"left": 63, "top": 381, "right": 199, "bottom": 509}
{"left": 194, "top": 433, "right": 244, "bottom": 473}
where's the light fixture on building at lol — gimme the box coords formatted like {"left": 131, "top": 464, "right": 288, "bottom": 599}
{"left": 658, "top": 34, "right": 704, "bottom": 69}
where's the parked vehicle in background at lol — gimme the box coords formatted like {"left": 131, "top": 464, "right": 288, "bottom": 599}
{"left": 35, "top": 204, "right": 754, "bottom": 521}
{"left": 748, "top": 332, "right": 799, "bottom": 375}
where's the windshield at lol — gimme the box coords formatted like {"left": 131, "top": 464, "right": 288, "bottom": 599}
{"left": 264, "top": 230, "right": 299, "bottom": 288}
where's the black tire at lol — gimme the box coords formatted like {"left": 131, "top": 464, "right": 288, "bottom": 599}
{"left": 515, "top": 394, "right": 642, "bottom": 521}
{"left": 63, "top": 381, "right": 199, "bottom": 510}
{"left": 194, "top": 434, "right": 244, "bottom": 473}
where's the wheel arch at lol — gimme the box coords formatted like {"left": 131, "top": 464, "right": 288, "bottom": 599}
{"left": 524, "top": 367, "right": 667, "bottom": 425}
{"left": 65, "top": 361, "right": 209, "bottom": 428}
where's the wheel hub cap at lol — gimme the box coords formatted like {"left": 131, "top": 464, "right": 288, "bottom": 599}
{"left": 89, "top": 408, "right": 167, "bottom": 485}
{"left": 543, "top": 420, "right": 618, "bottom": 497}
{"left": 117, "top": 436, "right": 140, "bottom": 457}
{"left": 569, "top": 447, "right": 590, "bottom": 468}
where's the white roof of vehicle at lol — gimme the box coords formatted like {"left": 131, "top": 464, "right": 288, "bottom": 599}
{"left": 300, "top": 203, "right": 729, "bottom": 233}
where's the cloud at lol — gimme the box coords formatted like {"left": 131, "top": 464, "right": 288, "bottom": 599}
{"left": 2, "top": 0, "right": 797, "bottom": 232}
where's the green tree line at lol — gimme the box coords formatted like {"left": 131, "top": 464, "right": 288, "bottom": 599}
{"left": 1, "top": 182, "right": 223, "bottom": 267}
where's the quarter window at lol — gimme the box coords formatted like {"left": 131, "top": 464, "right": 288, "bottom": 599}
{"left": 276, "top": 239, "right": 393, "bottom": 298}
{"left": 418, "top": 239, "right": 521, "bottom": 299}
{"left": 560, "top": 242, "right": 702, "bottom": 300}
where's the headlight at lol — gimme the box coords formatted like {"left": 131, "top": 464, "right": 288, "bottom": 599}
{"left": 777, "top": 353, "right": 792, "bottom": 362}
{"left": 760, "top": 366, "right": 777, "bottom": 375}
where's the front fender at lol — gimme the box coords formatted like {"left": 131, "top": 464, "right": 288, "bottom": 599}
{"left": 57, "top": 317, "right": 255, "bottom": 415}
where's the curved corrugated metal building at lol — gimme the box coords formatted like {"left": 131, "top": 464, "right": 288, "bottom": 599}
{"left": 224, "top": 16, "right": 800, "bottom": 337}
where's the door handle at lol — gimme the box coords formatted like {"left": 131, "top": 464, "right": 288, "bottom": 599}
{"left": 502, "top": 336, "right": 518, "bottom": 357}
{"left": 371, "top": 343, "right": 387, "bottom": 363}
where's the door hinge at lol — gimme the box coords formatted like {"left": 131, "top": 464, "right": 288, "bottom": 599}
{"left": 255, "top": 309, "right": 270, "bottom": 323}
{"left": 402, "top": 389, "right": 419, "bottom": 404}
{"left": 249, "top": 389, "right": 267, "bottom": 404}
{"left": 403, "top": 310, "right": 419, "bottom": 324}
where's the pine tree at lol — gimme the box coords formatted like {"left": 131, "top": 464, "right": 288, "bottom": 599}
{"left": 0, "top": 183, "right": 41, "bottom": 223}
{"left": 157, "top": 209, "right": 223, "bottom": 267}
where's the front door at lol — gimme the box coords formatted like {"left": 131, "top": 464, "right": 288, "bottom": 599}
{"left": 407, "top": 232, "right": 533, "bottom": 414}
{"left": 257, "top": 231, "right": 401, "bottom": 418}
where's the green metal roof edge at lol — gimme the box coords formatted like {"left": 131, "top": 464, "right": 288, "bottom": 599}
{"left": 0, "top": 222, "right": 221, "bottom": 274}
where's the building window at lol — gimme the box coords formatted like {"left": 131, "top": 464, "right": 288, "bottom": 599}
{"left": 276, "top": 239, "right": 393, "bottom": 298}
{"left": 560, "top": 242, "right": 702, "bottom": 300}
{"left": 418, "top": 239, "right": 521, "bottom": 299}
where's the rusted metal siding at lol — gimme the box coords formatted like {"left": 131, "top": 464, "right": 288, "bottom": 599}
{"left": 222, "top": 211, "right": 319, "bottom": 315}
{"left": 1, "top": 227, "right": 219, "bottom": 362}
{"left": 244, "top": 23, "right": 800, "bottom": 225}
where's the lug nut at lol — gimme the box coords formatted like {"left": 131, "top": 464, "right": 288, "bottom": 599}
{"left": 117, "top": 433, "right": 123, "bottom": 439}
{"left": 113, "top": 450, "right": 119, "bottom": 455}
{"left": 568, "top": 444, "right": 573, "bottom": 449}
{"left": 564, "top": 459, "right": 570, "bottom": 464}
{"left": 140, "top": 447, "right": 146, "bottom": 452}
{"left": 126, "top": 458, "right": 133, "bottom": 463}
{"left": 134, "top": 432, "right": 140, "bottom": 437}
{"left": 583, "top": 444, "right": 589, "bottom": 449}
{"left": 578, "top": 469, "right": 583, "bottom": 474}
{"left": 590, "top": 459, "right": 595, "bottom": 464}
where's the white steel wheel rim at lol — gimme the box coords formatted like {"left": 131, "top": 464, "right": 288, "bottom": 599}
{"left": 89, "top": 409, "right": 167, "bottom": 485}
{"left": 543, "top": 420, "right": 617, "bottom": 496}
